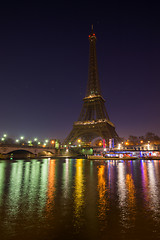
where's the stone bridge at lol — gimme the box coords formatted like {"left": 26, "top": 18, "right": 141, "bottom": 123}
{"left": 0, "top": 145, "right": 55, "bottom": 155}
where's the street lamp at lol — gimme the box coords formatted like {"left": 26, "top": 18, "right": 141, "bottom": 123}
{"left": 118, "top": 144, "right": 121, "bottom": 150}
{"left": 20, "top": 136, "right": 24, "bottom": 140}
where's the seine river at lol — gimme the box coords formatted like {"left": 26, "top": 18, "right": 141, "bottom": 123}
{"left": 0, "top": 158, "right": 160, "bottom": 240}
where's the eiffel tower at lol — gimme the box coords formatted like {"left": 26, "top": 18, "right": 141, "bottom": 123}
{"left": 65, "top": 26, "right": 119, "bottom": 145}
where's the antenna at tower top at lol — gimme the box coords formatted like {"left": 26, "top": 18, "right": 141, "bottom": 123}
{"left": 91, "top": 24, "right": 93, "bottom": 33}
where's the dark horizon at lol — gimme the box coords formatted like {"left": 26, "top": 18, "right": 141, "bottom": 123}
{"left": 0, "top": 2, "right": 160, "bottom": 141}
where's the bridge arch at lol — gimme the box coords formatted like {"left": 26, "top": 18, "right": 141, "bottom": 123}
{"left": 7, "top": 149, "right": 34, "bottom": 154}
{"left": 0, "top": 146, "right": 56, "bottom": 156}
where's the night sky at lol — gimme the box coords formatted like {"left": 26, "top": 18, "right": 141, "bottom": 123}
{"left": 0, "top": 2, "right": 160, "bottom": 141}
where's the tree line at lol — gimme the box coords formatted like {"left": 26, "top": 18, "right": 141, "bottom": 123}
{"left": 122, "top": 132, "right": 160, "bottom": 145}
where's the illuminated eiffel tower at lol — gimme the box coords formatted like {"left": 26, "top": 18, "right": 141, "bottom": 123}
{"left": 65, "top": 26, "right": 119, "bottom": 145}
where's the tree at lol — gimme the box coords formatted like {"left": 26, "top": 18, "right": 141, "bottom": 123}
{"left": 145, "top": 132, "right": 160, "bottom": 144}
{"left": 128, "top": 135, "right": 139, "bottom": 145}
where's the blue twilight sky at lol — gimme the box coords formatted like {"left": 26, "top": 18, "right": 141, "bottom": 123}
{"left": 0, "top": 1, "right": 160, "bottom": 141}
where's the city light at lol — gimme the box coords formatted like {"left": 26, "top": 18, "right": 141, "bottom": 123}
{"left": 51, "top": 140, "right": 55, "bottom": 144}
{"left": 16, "top": 139, "right": 19, "bottom": 143}
{"left": 45, "top": 139, "right": 49, "bottom": 143}
{"left": 34, "top": 138, "right": 37, "bottom": 141}
{"left": 3, "top": 134, "right": 7, "bottom": 138}
{"left": 118, "top": 144, "right": 121, "bottom": 149}
{"left": 20, "top": 136, "right": 24, "bottom": 140}
{"left": 77, "top": 139, "right": 81, "bottom": 143}
{"left": 1, "top": 138, "right": 4, "bottom": 141}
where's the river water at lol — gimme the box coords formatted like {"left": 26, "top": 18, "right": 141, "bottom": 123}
{"left": 0, "top": 158, "right": 160, "bottom": 240}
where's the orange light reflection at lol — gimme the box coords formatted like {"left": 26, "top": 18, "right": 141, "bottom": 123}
{"left": 97, "top": 165, "right": 108, "bottom": 221}
{"left": 46, "top": 160, "right": 56, "bottom": 213}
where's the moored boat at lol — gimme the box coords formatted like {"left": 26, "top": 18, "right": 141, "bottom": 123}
{"left": 142, "top": 156, "right": 160, "bottom": 160}
{"left": 87, "top": 155, "right": 138, "bottom": 160}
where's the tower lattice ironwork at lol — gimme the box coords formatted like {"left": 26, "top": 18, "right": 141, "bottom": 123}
{"left": 65, "top": 27, "right": 119, "bottom": 145}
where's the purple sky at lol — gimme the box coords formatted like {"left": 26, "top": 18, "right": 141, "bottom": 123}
{"left": 0, "top": 2, "right": 160, "bottom": 141}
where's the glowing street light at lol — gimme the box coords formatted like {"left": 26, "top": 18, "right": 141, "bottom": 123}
{"left": 3, "top": 134, "right": 7, "bottom": 138}
{"left": 77, "top": 139, "right": 81, "bottom": 143}
{"left": 45, "top": 139, "right": 49, "bottom": 143}
{"left": 38, "top": 142, "right": 41, "bottom": 145}
{"left": 1, "top": 138, "right": 5, "bottom": 141}
{"left": 118, "top": 144, "right": 121, "bottom": 150}
{"left": 20, "top": 136, "right": 24, "bottom": 140}
{"left": 16, "top": 139, "right": 19, "bottom": 143}
{"left": 34, "top": 138, "right": 37, "bottom": 141}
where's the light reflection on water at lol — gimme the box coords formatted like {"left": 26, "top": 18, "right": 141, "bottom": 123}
{"left": 0, "top": 159, "right": 160, "bottom": 239}
{"left": 0, "top": 161, "right": 6, "bottom": 207}
{"left": 147, "top": 162, "right": 159, "bottom": 212}
{"left": 73, "top": 159, "right": 85, "bottom": 230}
{"left": 97, "top": 165, "right": 108, "bottom": 221}
{"left": 118, "top": 162, "right": 128, "bottom": 228}
{"left": 47, "top": 160, "right": 56, "bottom": 213}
